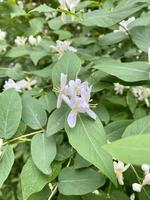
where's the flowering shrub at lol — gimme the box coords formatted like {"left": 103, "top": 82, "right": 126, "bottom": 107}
{"left": 0, "top": 0, "right": 150, "bottom": 199}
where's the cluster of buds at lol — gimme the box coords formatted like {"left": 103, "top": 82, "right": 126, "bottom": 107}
{"left": 50, "top": 40, "right": 77, "bottom": 58}
{"left": 56, "top": 73, "right": 96, "bottom": 128}
{"left": 132, "top": 164, "right": 150, "bottom": 194}
{"left": 3, "top": 78, "right": 37, "bottom": 92}
{"left": 114, "top": 83, "right": 129, "bottom": 95}
{"left": 113, "top": 160, "right": 130, "bottom": 185}
{"left": 14, "top": 35, "right": 41, "bottom": 46}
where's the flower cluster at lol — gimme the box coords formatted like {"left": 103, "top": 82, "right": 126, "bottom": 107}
{"left": 57, "top": 73, "right": 96, "bottom": 128}
{"left": 132, "top": 164, "right": 150, "bottom": 195}
{"left": 51, "top": 40, "right": 77, "bottom": 58}
{"left": 15, "top": 35, "right": 41, "bottom": 46}
{"left": 113, "top": 160, "right": 130, "bottom": 185}
{"left": 3, "top": 78, "right": 37, "bottom": 92}
{"left": 114, "top": 83, "right": 150, "bottom": 107}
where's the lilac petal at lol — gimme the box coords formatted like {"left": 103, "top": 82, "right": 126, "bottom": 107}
{"left": 60, "top": 73, "right": 67, "bottom": 88}
{"left": 62, "top": 94, "right": 71, "bottom": 107}
{"left": 57, "top": 94, "right": 62, "bottom": 109}
{"left": 67, "top": 111, "right": 77, "bottom": 128}
{"left": 86, "top": 108, "right": 96, "bottom": 120}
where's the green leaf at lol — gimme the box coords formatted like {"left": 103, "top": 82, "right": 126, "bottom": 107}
{"left": 0, "top": 89, "right": 22, "bottom": 139}
{"left": 22, "top": 95, "right": 47, "bottom": 130}
{"left": 123, "top": 115, "right": 150, "bottom": 137}
{"left": 21, "top": 158, "right": 50, "bottom": 200}
{"left": 29, "top": 4, "right": 55, "bottom": 13}
{"left": 38, "top": 92, "right": 56, "bottom": 113}
{"left": 65, "top": 115, "right": 117, "bottom": 185}
{"left": 93, "top": 61, "right": 150, "bottom": 82}
{"left": 0, "top": 145, "right": 14, "bottom": 188}
{"left": 56, "top": 143, "right": 73, "bottom": 161}
{"left": 52, "top": 52, "right": 81, "bottom": 88}
{"left": 82, "top": 1, "right": 147, "bottom": 27}
{"left": 58, "top": 167, "right": 106, "bottom": 195}
{"left": 7, "top": 46, "right": 32, "bottom": 58}
{"left": 74, "top": 154, "right": 91, "bottom": 169}
{"left": 103, "top": 134, "right": 150, "bottom": 165}
{"left": 46, "top": 106, "right": 68, "bottom": 136}
{"left": 31, "top": 133, "right": 56, "bottom": 175}
{"left": 130, "top": 26, "right": 150, "bottom": 52}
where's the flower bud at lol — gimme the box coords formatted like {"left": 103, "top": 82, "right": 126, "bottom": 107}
{"left": 132, "top": 183, "right": 142, "bottom": 192}
{"left": 143, "top": 173, "right": 150, "bottom": 185}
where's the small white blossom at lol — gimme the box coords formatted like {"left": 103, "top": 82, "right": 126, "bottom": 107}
{"left": 114, "top": 17, "right": 135, "bottom": 32}
{"left": 51, "top": 40, "right": 77, "bottom": 58}
{"left": 3, "top": 78, "right": 37, "bottom": 92}
{"left": 113, "top": 160, "right": 130, "bottom": 185}
{"left": 130, "top": 193, "right": 135, "bottom": 200}
{"left": 28, "top": 35, "right": 41, "bottom": 46}
{"left": 114, "top": 83, "right": 129, "bottom": 95}
{"left": 143, "top": 173, "right": 150, "bottom": 186}
{"left": 0, "top": 29, "right": 7, "bottom": 40}
{"left": 132, "top": 183, "right": 142, "bottom": 192}
{"left": 15, "top": 36, "right": 27, "bottom": 46}
{"left": 131, "top": 86, "right": 150, "bottom": 107}
{"left": 58, "top": 0, "right": 80, "bottom": 12}
{"left": 57, "top": 73, "right": 96, "bottom": 128}
{"left": 18, "top": 0, "right": 24, "bottom": 9}
{"left": 0, "top": 0, "right": 4, "bottom": 2}
{"left": 142, "top": 164, "right": 150, "bottom": 175}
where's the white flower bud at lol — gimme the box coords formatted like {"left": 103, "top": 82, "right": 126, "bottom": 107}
{"left": 141, "top": 164, "right": 150, "bottom": 175}
{"left": 132, "top": 183, "right": 142, "bottom": 192}
{"left": 143, "top": 173, "right": 150, "bottom": 186}
{"left": 130, "top": 193, "right": 135, "bottom": 200}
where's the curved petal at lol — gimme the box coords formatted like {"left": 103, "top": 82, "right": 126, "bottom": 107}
{"left": 86, "top": 108, "right": 96, "bottom": 120}
{"left": 57, "top": 94, "right": 62, "bottom": 109}
{"left": 67, "top": 110, "right": 77, "bottom": 128}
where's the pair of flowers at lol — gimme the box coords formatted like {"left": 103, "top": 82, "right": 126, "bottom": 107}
{"left": 57, "top": 73, "right": 96, "bottom": 128}
{"left": 15, "top": 35, "right": 41, "bottom": 46}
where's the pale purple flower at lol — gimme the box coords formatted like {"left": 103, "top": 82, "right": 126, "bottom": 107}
{"left": 58, "top": 0, "right": 80, "bottom": 12}
{"left": 57, "top": 73, "right": 68, "bottom": 108}
{"left": 3, "top": 79, "right": 21, "bottom": 91}
{"left": 15, "top": 36, "right": 27, "bottom": 46}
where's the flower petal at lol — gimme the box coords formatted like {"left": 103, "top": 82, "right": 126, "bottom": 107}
{"left": 86, "top": 108, "right": 96, "bottom": 120}
{"left": 67, "top": 110, "right": 77, "bottom": 128}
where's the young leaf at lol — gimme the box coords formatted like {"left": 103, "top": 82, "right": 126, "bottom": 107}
{"left": 22, "top": 95, "right": 47, "bottom": 130}
{"left": 52, "top": 51, "right": 81, "bottom": 88}
{"left": 103, "top": 134, "right": 150, "bottom": 165}
{"left": 31, "top": 133, "right": 56, "bottom": 175}
{"left": 21, "top": 158, "right": 50, "bottom": 200}
{"left": 65, "top": 115, "right": 117, "bottom": 185}
{"left": 0, "top": 89, "right": 22, "bottom": 139}
{"left": 0, "top": 145, "right": 14, "bottom": 188}
{"left": 58, "top": 167, "right": 106, "bottom": 195}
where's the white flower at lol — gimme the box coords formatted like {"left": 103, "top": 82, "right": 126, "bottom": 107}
{"left": 0, "top": 29, "right": 6, "bottom": 40}
{"left": 28, "top": 35, "right": 41, "bottom": 46}
{"left": 132, "top": 183, "right": 142, "bottom": 192}
{"left": 113, "top": 160, "right": 130, "bottom": 185}
{"left": 130, "top": 193, "right": 135, "bottom": 200}
{"left": 51, "top": 40, "right": 77, "bottom": 58}
{"left": 141, "top": 164, "right": 150, "bottom": 175}
{"left": 15, "top": 36, "right": 27, "bottom": 46}
{"left": 64, "top": 95, "right": 96, "bottom": 128}
{"left": 3, "top": 78, "right": 37, "bottom": 92}
{"left": 57, "top": 73, "right": 68, "bottom": 108}
{"left": 57, "top": 73, "right": 96, "bottom": 128}
{"left": 58, "top": 0, "right": 80, "bottom": 12}
{"left": 114, "top": 17, "right": 135, "bottom": 32}
{"left": 143, "top": 173, "right": 150, "bottom": 186}
{"left": 131, "top": 86, "right": 150, "bottom": 107}
{"left": 3, "top": 79, "right": 21, "bottom": 91}
{"left": 0, "top": 0, "right": 4, "bottom": 2}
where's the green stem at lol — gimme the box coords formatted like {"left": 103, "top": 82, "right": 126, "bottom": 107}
{"left": 3, "top": 130, "right": 44, "bottom": 145}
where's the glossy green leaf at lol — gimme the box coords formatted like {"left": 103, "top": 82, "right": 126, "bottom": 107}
{"left": 0, "top": 89, "right": 22, "bottom": 139}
